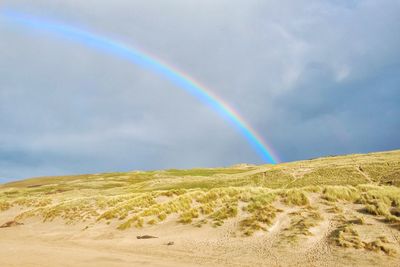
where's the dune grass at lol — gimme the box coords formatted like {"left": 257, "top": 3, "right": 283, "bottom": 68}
{"left": 322, "top": 186, "right": 360, "bottom": 202}
{"left": 280, "top": 207, "right": 323, "bottom": 243}
{"left": 283, "top": 189, "right": 309, "bottom": 206}
{"left": 332, "top": 223, "right": 364, "bottom": 249}
{"left": 330, "top": 215, "right": 397, "bottom": 256}
{"left": 0, "top": 201, "right": 11, "bottom": 212}
{"left": 240, "top": 204, "right": 279, "bottom": 236}
{"left": 0, "top": 149, "right": 399, "bottom": 244}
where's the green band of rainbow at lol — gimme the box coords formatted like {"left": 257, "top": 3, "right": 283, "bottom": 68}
{"left": 1, "top": 9, "right": 280, "bottom": 164}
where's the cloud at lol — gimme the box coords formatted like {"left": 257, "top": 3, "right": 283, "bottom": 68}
{"left": 0, "top": 0, "right": 399, "bottom": 180}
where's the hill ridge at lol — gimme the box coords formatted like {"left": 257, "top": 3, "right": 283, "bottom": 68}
{"left": 0, "top": 149, "right": 399, "bottom": 266}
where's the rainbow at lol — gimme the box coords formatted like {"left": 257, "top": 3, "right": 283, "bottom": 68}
{"left": 0, "top": 9, "right": 280, "bottom": 164}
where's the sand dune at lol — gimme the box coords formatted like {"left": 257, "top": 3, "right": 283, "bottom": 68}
{"left": 1, "top": 150, "right": 400, "bottom": 266}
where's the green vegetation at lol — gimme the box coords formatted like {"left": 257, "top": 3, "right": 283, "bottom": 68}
{"left": 1, "top": 149, "right": 400, "bottom": 250}
{"left": 164, "top": 167, "right": 252, "bottom": 177}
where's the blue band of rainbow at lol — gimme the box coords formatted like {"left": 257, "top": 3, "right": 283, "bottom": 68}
{"left": 0, "top": 9, "right": 279, "bottom": 164}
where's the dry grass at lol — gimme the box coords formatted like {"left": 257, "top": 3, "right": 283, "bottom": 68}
{"left": 283, "top": 189, "right": 309, "bottom": 206}
{"left": 240, "top": 205, "right": 279, "bottom": 236}
{"left": 364, "top": 201, "right": 391, "bottom": 217}
{"left": 0, "top": 149, "right": 399, "bottom": 240}
{"left": 332, "top": 224, "right": 364, "bottom": 249}
{"left": 0, "top": 201, "right": 11, "bottom": 212}
{"left": 348, "top": 216, "right": 366, "bottom": 225}
{"left": 327, "top": 205, "right": 343, "bottom": 213}
{"left": 178, "top": 208, "right": 199, "bottom": 224}
{"left": 280, "top": 207, "right": 323, "bottom": 243}
{"left": 322, "top": 186, "right": 360, "bottom": 202}
{"left": 364, "top": 240, "right": 396, "bottom": 256}
{"left": 210, "top": 203, "right": 238, "bottom": 226}
{"left": 117, "top": 215, "right": 144, "bottom": 230}
{"left": 330, "top": 214, "right": 397, "bottom": 256}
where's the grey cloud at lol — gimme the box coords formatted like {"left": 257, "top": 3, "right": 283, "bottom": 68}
{"left": 0, "top": 0, "right": 399, "bottom": 180}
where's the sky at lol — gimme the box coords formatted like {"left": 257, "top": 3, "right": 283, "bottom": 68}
{"left": 0, "top": 0, "right": 399, "bottom": 181}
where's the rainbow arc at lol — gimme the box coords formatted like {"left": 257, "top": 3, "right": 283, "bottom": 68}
{"left": 0, "top": 10, "right": 279, "bottom": 164}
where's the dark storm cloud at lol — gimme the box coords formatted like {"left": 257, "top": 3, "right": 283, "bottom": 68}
{"left": 0, "top": 0, "right": 399, "bottom": 180}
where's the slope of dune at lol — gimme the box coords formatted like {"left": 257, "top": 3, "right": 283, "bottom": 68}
{"left": 1, "top": 149, "right": 400, "bottom": 266}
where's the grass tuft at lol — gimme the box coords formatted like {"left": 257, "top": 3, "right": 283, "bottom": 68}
{"left": 283, "top": 190, "right": 309, "bottom": 206}
{"left": 322, "top": 186, "right": 360, "bottom": 202}
{"left": 178, "top": 208, "right": 199, "bottom": 224}
{"left": 280, "top": 208, "right": 322, "bottom": 243}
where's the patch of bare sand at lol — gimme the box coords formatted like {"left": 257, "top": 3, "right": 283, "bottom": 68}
{"left": 1, "top": 203, "right": 400, "bottom": 267}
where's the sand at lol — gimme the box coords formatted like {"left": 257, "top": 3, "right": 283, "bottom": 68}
{"left": 1, "top": 205, "right": 399, "bottom": 267}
